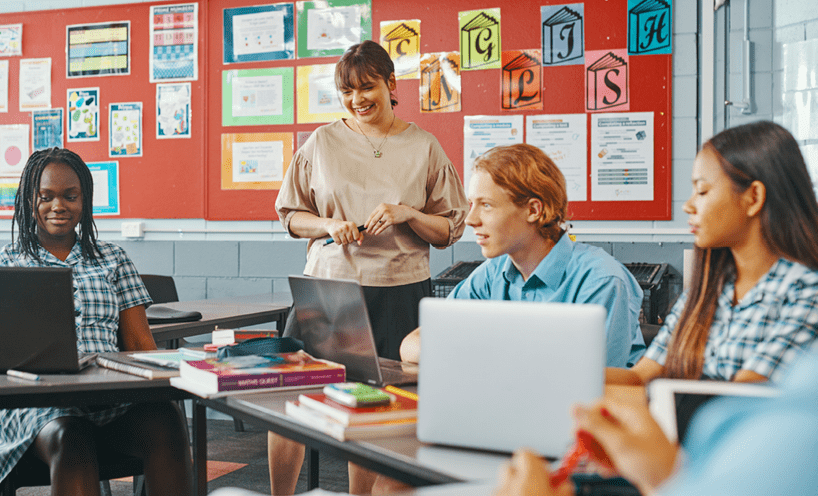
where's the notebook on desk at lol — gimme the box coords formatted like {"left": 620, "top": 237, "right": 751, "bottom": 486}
{"left": 0, "top": 266, "right": 97, "bottom": 373}
{"left": 287, "top": 275, "right": 418, "bottom": 387}
{"left": 417, "top": 298, "right": 607, "bottom": 458}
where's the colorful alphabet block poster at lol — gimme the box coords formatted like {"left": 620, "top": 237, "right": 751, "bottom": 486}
{"left": 501, "top": 49, "right": 542, "bottom": 111}
{"left": 380, "top": 20, "right": 420, "bottom": 80}
{"left": 541, "top": 4, "right": 584, "bottom": 66}
{"left": 585, "top": 49, "right": 629, "bottom": 112}
{"left": 223, "top": 3, "right": 295, "bottom": 64}
{"left": 459, "top": 9, "right": 501, "bottom": 70}
{"left": 420, "top": 52, "right": 461, "bottom": 113}
{"left": 628, "top": 0, "right": 672, "bottom": 55}
{"left": 296, "top": 0, "right": 371, "bottom": 58}
{"left": 67, "top": 88, "right": 100, "bottom": 142}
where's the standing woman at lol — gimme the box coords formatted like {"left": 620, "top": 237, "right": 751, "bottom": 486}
{"left": 271, "top": 40, "right": 468, "bottom": 495}
{"left": 275, "top": 40, "right": 468, "bottom": 360}
{"left": 0, "top": 148, "right": 192, "bottom": 495}
{"left": 609, "top": 121, "right": 818, "bottom": 386}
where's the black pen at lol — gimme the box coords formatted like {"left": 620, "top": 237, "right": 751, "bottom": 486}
{"left": 325, "top": 225, "right": 366, "bottom": 245}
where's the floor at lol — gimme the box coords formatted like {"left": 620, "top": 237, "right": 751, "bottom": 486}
{"left": 16, "top": 418, "right": 350, "bottom": 495}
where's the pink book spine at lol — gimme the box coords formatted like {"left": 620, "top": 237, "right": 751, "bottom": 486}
{"left": 216, "top": 368, "right": 345, "bottom": 392}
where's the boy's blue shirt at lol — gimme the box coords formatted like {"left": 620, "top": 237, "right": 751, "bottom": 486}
{"left": 449, "top": 234, "right": 645, "bottom": 367}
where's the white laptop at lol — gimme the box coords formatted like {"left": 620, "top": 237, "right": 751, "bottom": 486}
{"left": 648, "top": 379, "right": 779, "bottom": 444}
{"left": 417, "top": 298, "right": 606, "bottom": 458}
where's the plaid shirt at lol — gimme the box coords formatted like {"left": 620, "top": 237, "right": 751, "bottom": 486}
{"left": 645, "top": 258, "right": 818, "bottom": 382}
{"left": 0, "top": 240, "right": 151, "bottom": 483}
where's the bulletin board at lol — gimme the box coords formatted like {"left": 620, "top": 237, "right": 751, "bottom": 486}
{"left": 0, "top": 0, "right": 671, "bottom": 221}
{"left": 207, "top": 0, "right": 671, "bottom": 221}
{"left": 0, "top": 0, "right": 206, "bottom": 218}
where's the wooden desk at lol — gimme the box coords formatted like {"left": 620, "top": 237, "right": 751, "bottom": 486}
{"left": 150, "top": 293, "right": 292, "bottom": 345}
{"left": 190, "top": 384, "right": 646, "bottom": 496}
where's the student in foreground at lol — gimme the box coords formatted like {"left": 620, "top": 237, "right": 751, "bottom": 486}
{"left": 0, "top": 149, "right": 192, "bottom": 495}
{"left": 496, "top": 346, "right": 818, "bottom": 496}
{"left": 607, "top": 120, "right": 818, "bottom": 386}
{"left": 400, "top": 143, "right": 645, "bottom": 368}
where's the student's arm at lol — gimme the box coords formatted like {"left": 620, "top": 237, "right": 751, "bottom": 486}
{"left": 400, "top": 328, "right": 421, "bottom": 364}
{"left": 579, "top": 276, "right": 640, "bottom": 368}
{"left": 732, "top": 370, "right": 768, "bottom": 383}
{"left": 118, "top": 305, "right": 158, "bottom": 352}
{"left": 606, "top": 357, "right": 665, "bottom": 385}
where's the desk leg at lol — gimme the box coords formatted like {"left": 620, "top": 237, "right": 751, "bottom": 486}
{"left": 192, "top": 401, "right": 208, "bottom": 496}
{"left": 306, "top": 447, "right": 319, "bottom": 490}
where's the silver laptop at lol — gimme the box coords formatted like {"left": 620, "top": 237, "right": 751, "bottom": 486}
{"left": 287, "top": 275, "right": 418, "bottom": 387}
{"left": 0, "top": 266, "right": 97, "bottom": 373}
{"left": 417, "top": 298, "right": 606, "bottom": 458}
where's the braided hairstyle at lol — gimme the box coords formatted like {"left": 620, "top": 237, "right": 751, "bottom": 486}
{"left": 11, "top": 148, "right": 100, "bottom": 261}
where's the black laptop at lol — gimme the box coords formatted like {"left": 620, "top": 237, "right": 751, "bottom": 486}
{"left": 0, "top": 266, "right": 96, "bottom": 373}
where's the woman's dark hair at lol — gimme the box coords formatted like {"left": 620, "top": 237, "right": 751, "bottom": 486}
{"left": 335, "top": 40, "right": 398, "bottom": 107}
{"left": 11, "top": 147, "right": 100, "bottom": 261}
{"left": 664, "top": 121, "right": 818, "bottom": 379}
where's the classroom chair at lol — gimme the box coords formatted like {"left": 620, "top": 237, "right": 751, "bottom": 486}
{"left": 640, "top": 323, "right": 662, "bottom": 348}
{"left": 0, "top": 437, "right": 146, "bottom": 496}
{"left": 139, "top": 274, "right": 180, "bottom": 307}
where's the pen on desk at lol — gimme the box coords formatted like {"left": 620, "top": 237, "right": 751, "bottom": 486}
{"left": 6, "top": 369, "right": 41, "bottom": 381}
{"left": 324, "top": 225, "right": 366, "bottom": 245}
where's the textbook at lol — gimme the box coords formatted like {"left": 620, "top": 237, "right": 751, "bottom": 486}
{"left": 285, "top": 400, "right": 416, "bottom": 441}
{"left": 297, "top": 388, "right": 417, "bottom": 426}
{"left": 178, "top": 351, "right": 345, "bottom": 394}
{"left": 96, "top": 352, "right": 180, "bottom": 379}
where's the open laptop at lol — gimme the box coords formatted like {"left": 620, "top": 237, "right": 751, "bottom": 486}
{"left": 416, "top": 298, "right": 607, "bottom": 458}
{"left": 0, "top": 266, "right": 96, "bottom": 373}
{"left": 287, "top": 275, "right": 418, "bottom": 387}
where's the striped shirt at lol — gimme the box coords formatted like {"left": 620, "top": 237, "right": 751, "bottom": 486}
{"left": 645, "top": 258, "right": 818, "bottom": 382}
{"left": 0, "top": 240, "right": 151, "bottom": 483}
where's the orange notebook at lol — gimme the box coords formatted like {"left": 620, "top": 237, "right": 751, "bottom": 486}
{"left": 297, "top": 389, "right": 417, "bottom": 426}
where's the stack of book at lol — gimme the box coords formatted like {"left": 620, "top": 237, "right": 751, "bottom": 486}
{"left": 170, "top": 350, "right": 346, "bottom": 396}
{"left": 285, "top": 385, "right": 418, "bottom": 441}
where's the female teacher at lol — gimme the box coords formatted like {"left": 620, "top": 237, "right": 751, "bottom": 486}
{"left": 276, "top": 40, "right": 468, "bottom": 361}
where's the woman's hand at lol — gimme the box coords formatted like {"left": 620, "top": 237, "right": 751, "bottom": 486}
{"left": 573, "top": 399, "right": 679, "bottom": 495}
{"left": 326, "top": 219, "right": 364, "bottom": 246}
{"left": 365, "top": 203, "right": 416, "bottom": 235}
{"left": 493, "top": 449, "right": 572, "bottom": 496}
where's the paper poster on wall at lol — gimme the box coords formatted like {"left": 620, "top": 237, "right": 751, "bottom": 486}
{"left": 67, "top": 21, "right": 129, "bottom": 78}
{"left": 67, "top": 88, "right": 99, "bottom": 142}
{"left": 0, "top": 24, "right": 22, "bottom": 57}
{"left": 525, "top": 114, "right": 587, "bottom": 202}
{"left": 585, "top": 49, "right": 629, "bottom": 112}
{"left": 19, "top": 58, "right": 51, "bottom": 112}
{"left": 224, "top": 3, "right": 294, "bottom": 64}
{"left": 380, "top": 20, "right": 420, "bottom": 80}
{"left": 109, "top": 102, "right": 142, "bottom": 157}
{"left": 157, "top": 83, "right": 191, "bottom": 139}
{"left": 32, "top": 108, "right": 64, "bottom": 151}
{"left": 296, "top": 64, "right": 347, "bottom": 123}
{"left": 297, "top": 131, "right": 313, "bottom": 150}
{"left": 221, "top": 133, "right": 293, "bottom": 190}
{"left": 590, "top": 112, "right": 653, "bottom": 201}
{"left": 0, "top": 176, "right": 17, "bottom": 215}
{"left": 463, "top": 115, "right": 523, "bottom": 189}
{"left": 541, "top": 4, "right": 584, "bottom": 66}
{"left": 296, "top": 0, "right": 371, "bottom": 58}
{"left": 150, "top": 3, "right": 198, "bottom": 82}
{"left": 628, "top": 0, "right": 672, "bottom": 55}
{"left": 223, "top": 68, "right": 293, "bottom": 126}
{"left": 87, "top": 161, "right": 120, "bottom": 215}
{"left": 0, "top": 124, "right": 29, "bottom": 177}
{"left": 501, "top": 49, "right": 542, "bottom": 111}
{"left": 0, "top": 60, "right": 8, "bottom": 113}
{"left": 420, "top": 52, "right": 461, "bottom": 113}
{"left": 459, "top": 9, "right": 501, "bottom": 71}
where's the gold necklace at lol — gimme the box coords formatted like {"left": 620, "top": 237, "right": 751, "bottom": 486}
{"left": 354, "top": 114, "right": 395, "bottom": 158}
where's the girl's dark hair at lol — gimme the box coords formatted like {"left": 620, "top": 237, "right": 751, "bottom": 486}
{"left": 12, "top": 147, "right": 100, "bottom": 261}
{"left": 335, "top": 40, "right": 398, "bottom": 107}
{"left": 664, "top": 121, "right": 818, "bottom": 379}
